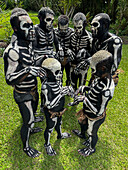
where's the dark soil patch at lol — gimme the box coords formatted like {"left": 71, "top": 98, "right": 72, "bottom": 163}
{"left": 120, "top": 36, "right": 128, "bottom": 44}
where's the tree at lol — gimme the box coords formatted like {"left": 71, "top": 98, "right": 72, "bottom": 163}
{"left": 114, "top": 0, "right": 128, "bottom": 35}
{"left": 57, "top": 0, "right": 82, "bottom": 19}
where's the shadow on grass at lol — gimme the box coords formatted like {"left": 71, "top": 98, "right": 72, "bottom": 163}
{"left": 6, "top": 123, "right": 113, "bottom": 169}
{"left": 6, "top": 118, "right": 65, "bottom": 169}
{"left": 62, "top": 95, "right": 82, "bottom": 133}
{"left": 6, "top": 118, "right": 44, "bottom": 169}
{"left": 40, "top": 139, "right": 64, "bottom": 170}
{"left": 5, "top": 105, "right": 112, "bottom": 169}
{"left": 60, "top": 136, "right": 113, "bottom": 169}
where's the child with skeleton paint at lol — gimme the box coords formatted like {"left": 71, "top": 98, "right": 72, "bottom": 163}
{"left": 41, "top": 58, "right": 74, "bottom": 156}
{"left": 69, "top": 50, "right": 115, "bottom": 157}
{"left": 34, "top": 7, "right": 64, "bottom": 113}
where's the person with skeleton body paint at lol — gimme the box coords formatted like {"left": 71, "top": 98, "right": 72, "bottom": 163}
{"left": 34, "top": 7, "right": 64, "bottom": 62}
{"left": 67, "top": 12, "right": 92, "bottom": 90}
{"left": 54, "top": 15, "right": 74, "bottom": 86}
{"left": 70, "top": 50, "right": 115, "bottom": 157}
{"left": 41, "top": 58, "right": 74, "bottom": 156}
{"left": 90, "top": 13, "right": 122, "bottom": 86}
{"left": 3, "top": 8, "right": 46, "bottom": 158}
{"left": 34, "top": 7, "right": 64, "bottom": 112}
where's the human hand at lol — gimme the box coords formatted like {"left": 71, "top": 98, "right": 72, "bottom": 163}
{"left": 75, "top": 86, "right": 86, "bottom": 95}
{"left": 67, "top": 49, "right": 74, "bottom": 61}
{"left": 28, "top": 66, "right": 46, "bottom": 78}
{"left": 68, "top": 86, "right": 75, "bottom": 97}
{"left": 39, "top": 67, "right": 46, "bottom": 78}
{"left": 61, "top": 86, "right": 70, "bottom": 96}
{"left": 28, "top": 66, "right": 41, "bottom": 77}
{"left": 74, "top": 66, "right": 79, "bottom": 75}
{"left": 74, "top": 95, "right": 85, "bottom": 103}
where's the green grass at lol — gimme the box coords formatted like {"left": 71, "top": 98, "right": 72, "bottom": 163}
{"left": 0, "top": 10, "right": 12, "bottom": 41}
{"left": 0, "top": 45, "right": 128, "bottom": 170}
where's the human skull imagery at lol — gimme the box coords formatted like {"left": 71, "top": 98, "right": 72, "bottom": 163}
{"left": 74, "top": 20, "right": 83, "bottom": 36}
{"left": 73, "top": 12, "right": 86, "bottom": 37}
{"left": 44, "top": 13, "right": 54, "bottom": 31}
{"left": 91, "top": 13, "right": 110, "bottom": 38}
{"left": 19, "top": 15, "right": 35, "bottom": 41}
{"left": 59, "top": 23, "right": 68, "bottom": 34}
{"left": 91, "top": 16, "right": 102, "bottom": 38}
{"left": 42, "top": 58, "right": 62, "bottom": 81}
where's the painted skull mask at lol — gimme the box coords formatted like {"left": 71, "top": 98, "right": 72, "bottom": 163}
{"left": 74, "top": 20, "right": 83, "bottom": 36}
{"left": 91, "top": 14, "right": 110, "bottom": 38}
{"left": 42, "top": 58, "right": 62, "bottom": 82}
{"left": 18, "top": 15, "right": 35, "bottom": 41}
{"left": 58, "top": 23, "right": 68, "bottom": 35}
{"left": 44, "top": 13, "right": 54, "bottom": 31}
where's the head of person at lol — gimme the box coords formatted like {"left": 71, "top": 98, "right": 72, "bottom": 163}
{"left": 91, "top": 13, "right": 110, "bottom": 38}
{"left": 42, "top": 58, "right": 62, "bottom": 82}
{"left": 58, "top": 15, "right": 69, "bottom": 35}
{"left": 38, "top": 7, "right": 54, "bottom": 32}
{"left": 73, "top": 12, "right": 87, "bottom": 37}
{"left": 90, "top": 50, "right": 113, "bottom": 78}
{"left": 10, "top": 8, "right": 35, "bottom": 41}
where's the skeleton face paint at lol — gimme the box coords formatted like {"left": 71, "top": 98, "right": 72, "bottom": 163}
{"left": 54, "top": 69, "right": 62, "bottom": 81}
{"left": 74, "top": 20, "right": 83, "bottom": 36}
{"left": 91, "top": 14, "right": 110, "bottom": 39}
{"left": 42, "top": 58, "right": 62, "bottom": 82}
{"left": 49, "top": 60, "right": 62, "bottom": 81}
{"left": 58, "top": 23, "right": 68, "bottom": 35}
{"left": 44, "top": 13, "right": 54, "bottom": 31}
{"left": 19, "top": 15, "right": 35, "bottom": 41}
{"left": 91, "top": 16, "right": 102, "bottom": 38}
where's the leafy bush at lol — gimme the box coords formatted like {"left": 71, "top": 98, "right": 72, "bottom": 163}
{"left": 5, "top": 0, "right": 16, "bottom": 9}
{"left": 110, "top": 17, "right": 128, "bottom": 36}
{"left": 0, "top": 10, "right": 12, "bottom": 43}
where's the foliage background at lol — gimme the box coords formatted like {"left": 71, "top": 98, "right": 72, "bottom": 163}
{"left": 0, "top": 0, "right": 128, "bottom": 37}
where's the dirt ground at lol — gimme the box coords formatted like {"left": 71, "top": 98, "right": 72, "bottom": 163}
{"left": 120, "top": 36, "right": 128, "bottom": 44}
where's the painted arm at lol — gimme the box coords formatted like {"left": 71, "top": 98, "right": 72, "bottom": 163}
{"left": 4, "top": 49, "right": 45, "bottom": 85}
{"left": 112, "top": 37, "right": 122, "bottom": 73}
{"left": 42, "top": 84, "right": 74, "bottom": 109}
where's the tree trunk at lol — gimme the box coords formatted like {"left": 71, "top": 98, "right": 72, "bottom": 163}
{"left": 111, "top": 0, "right": 118, "bottom": 23}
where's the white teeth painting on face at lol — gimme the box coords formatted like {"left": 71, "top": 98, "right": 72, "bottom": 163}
{"left": 74, "top": 20, "right": 83, "bottom": 36}
{"left": 44, "top": 13, "right": 54, "bottom": 30}
{"left": 28, "top": 30, "right": 36, "bottom": 41}
{"left": 19, "top": 15, "right": 35, "bottom": 41}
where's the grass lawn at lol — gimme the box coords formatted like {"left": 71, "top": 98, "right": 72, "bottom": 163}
{"left": 0, "top": 10, "right": 128, "bottom": 170}
{"left": 0, "top": 44, "right": 128, "bottom": 170}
